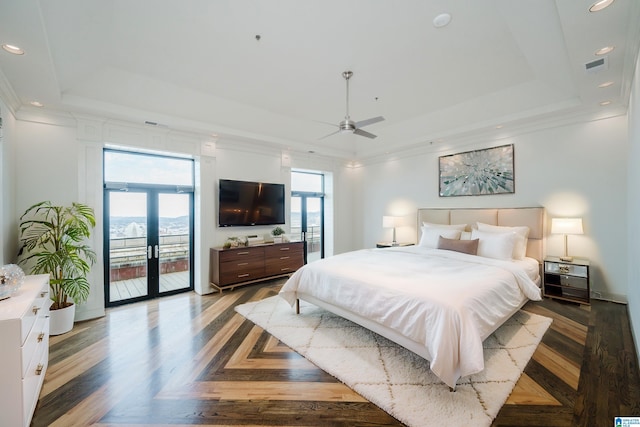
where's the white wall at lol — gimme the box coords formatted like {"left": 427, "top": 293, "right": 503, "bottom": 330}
{"left": 627, "top": 46, "right": 640, "bottom": 363}
{"left": 356, "top": 115, "right": 629, "bottom": 301}
{"left": 0, "top": 99, "right": 17, "bottom": 264}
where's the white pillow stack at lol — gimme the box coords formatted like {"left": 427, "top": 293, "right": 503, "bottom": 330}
{"left": 475, "top": 222, "right": 530, "bottom": 260}
{"left": 470, "top": 229, "right": 517, "bottom": 260}
{"left": 419, "top": 222, "right": 466, "bottom": 248}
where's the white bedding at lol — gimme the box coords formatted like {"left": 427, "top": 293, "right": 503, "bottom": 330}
{"left": 279, "top": 246, "right": 542, "bottom": 388}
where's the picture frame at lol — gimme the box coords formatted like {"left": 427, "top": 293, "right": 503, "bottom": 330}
{"left": 439, "top": 144, "right": 514, "bottom": 197}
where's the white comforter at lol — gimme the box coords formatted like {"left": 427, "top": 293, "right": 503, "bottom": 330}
{"left": 279, "top": 246, "right": 542, "bottom": 388}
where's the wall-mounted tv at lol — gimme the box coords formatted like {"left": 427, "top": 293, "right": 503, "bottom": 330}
{"left": 218, "top": 179, "right": 286, "bottom": 227}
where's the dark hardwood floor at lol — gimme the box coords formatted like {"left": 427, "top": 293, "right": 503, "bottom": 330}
{"left": 31, "top": 280, "right": 640, "bottom": 426}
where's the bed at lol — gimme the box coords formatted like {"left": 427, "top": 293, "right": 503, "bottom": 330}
{"left": 279, "top": 207, "right": 545, "bottom": 389}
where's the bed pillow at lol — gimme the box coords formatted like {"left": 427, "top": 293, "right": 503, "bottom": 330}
{"left": 437, "top": 236, "right": 479, "bottom": 255}
{"left": 423, "top": 222, "right": 467, "bottom": 231}
{"left": 419, "top": 227, "right": 461, "bottom": 248}
{"left": 471, "top": 229, "right": 517, "bottom": 260}
{"left": 476, "top": 222, "right": 530, "bottom": 259}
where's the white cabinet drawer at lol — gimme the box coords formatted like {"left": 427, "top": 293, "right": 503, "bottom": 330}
{"left": 21, "top": 314, "right": 49, "bottom": 378}
{"left": 22, "top": 330, "right": 48, "bottom": 426}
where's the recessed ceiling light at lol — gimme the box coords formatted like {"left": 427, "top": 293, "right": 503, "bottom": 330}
{"left": 433, "top": 13, "right": 452, "bottom": 28}
{"left": 595, "top": 46, "right": 615, "bottom": 55}
{"left": 30, "top": 101, "right": 43, "bottom": 107}
{"left": 598, "top": 81, "right": 614, "bottom": 88}
{"left": 599, "top": 100, "right": 612, "bottom": 106}
{"left": 495, "top": 125, "right": 504, "bottom": 129}
{"left": 2, "top": 44, "right": 24, "bottom": 55}
{"left": 589, "top": 0, "right": 614, "bottom": 12}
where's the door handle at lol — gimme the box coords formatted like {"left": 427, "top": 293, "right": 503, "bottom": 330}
{"left": 147, "top": 245, "right": 152, "bottom": 259}
{"left": 155, "top": 245, "right": 159, "bottom": 259}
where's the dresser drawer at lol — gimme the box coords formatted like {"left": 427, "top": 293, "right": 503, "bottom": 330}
{"left": 264, "top": 243, "right": 303, "bottom": 258}
{"left": 21, "top": 314, "right": 49, "bottom": 379}
{"left": 218, "top": 247, "right": 264, "bottom": 263}
{"left": 265, "top": 257, "right": 302, "bottom": 276}
{"left": 219, "top": 264, "right": 266, "bottom": 285}
{"left": 19, "top": 283, "right": 49, "bottom": 346}
{"left": 545, "top": 262, "right": 588, "bottom": 278}
{"left": 22, "top": 332, "right": 48, "bottom": 426}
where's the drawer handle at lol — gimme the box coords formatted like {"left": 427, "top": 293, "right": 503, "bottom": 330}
{"left": 280, "top": 256, "right": 290, "bottom": 260}
{"left": 35, "top": 364, "right": 44, "bottom": 376}
{"left": 237, "top": 262, "right": 249, "bottom": 266}
{"left": 32, "top": 306, "right": 40, "bottom": 315}
{"left": 281, "top": 267, "right": 291, "bottom": 271}
{"left": 559, "top": 266, "right": 570, "bottom": 274}
{"left": 280, "top": 247, "right": 290, "bottom": 251}
{"left": 237, "top": 252, "right": 250, "bottom": 255}
{"left": 40, "top": 291, "right": 48, "bottom": 298}
{"left": 237, "top": 273, "right": 250, "bottom": 278}
{"left": 38, "top": 332, "right": 45, "bottom": 342}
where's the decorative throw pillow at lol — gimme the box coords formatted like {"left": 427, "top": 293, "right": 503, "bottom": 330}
{"left": 418, "top": 227, "right": 461, "bottom": 248}
{"left": 437, "top": 236, "right": 479, "bottom": 255}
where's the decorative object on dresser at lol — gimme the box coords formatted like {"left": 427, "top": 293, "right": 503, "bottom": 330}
{"left": 0, "top": 274, "right": 50, "bottom": 427}
{"left": 18, "top": 201, "right": 97, "bottom": 335}
{"left": 271, "top": 226, "right": 286, "bottom": 243}
{"left": 382, "top": 216, "right": 401, "bottom": 246}
{"left": 550, "top": 217, "right": 584, "bottom": 262}
{"left": 439, "top": 144, "right": 514, "bottom": 197}
{"left": 210, "top": 242, "right": 304, "bottom": 292}
{"left": 543, "top": 256, "right": 590, "bottom": 305}
{"left": 0, "top": 264, "right": 25, "bottom": 300}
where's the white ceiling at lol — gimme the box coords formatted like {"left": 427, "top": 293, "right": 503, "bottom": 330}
{"left": 0, "top": 0, "right": 639, "bottom": 159}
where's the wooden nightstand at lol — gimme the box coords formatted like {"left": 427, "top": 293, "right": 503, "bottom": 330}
{"left": 376, "top": 242, "right": 414, "bottom": 248}
{"left": 543, "top": 256, "right": 590, "bottom": 305}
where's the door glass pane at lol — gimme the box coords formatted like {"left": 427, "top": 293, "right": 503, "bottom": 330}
{"left": 108, "top": 192, "right": 148, "bottom": 303}
{"left": 306, "top": 197, "right": 322, "bottom": 263}
{"left": 158, "top": 193, "right": 191, "bottom": 293}
{"left": 290, "top": 196, "right": 302, "bottom": 242}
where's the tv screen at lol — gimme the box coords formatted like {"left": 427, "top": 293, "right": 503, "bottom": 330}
{"left": 218, "top": 179, "right": 286, "bottom": 227}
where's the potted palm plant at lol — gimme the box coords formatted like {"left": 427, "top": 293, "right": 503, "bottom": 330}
{"left": 18, "top": 201, "right": 96, "bottom": 335}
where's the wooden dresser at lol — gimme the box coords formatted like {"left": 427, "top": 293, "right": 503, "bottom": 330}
{"left": 0, "top": 274, "right": 50, "bottom": 427}
{"left": 210, "top": 242, "right": 304, "bottom": 292}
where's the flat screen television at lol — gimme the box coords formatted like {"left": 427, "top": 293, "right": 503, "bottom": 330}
{"left": 218, "top": 179, "right": 286, "bottom": 227}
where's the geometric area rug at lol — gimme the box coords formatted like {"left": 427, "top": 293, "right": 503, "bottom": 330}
{"left": 235, "top": 296, "right": 552, "bottom": 427}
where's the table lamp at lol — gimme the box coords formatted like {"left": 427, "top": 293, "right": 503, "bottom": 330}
{"left": 551, "top": 218, "right": 583, "bottom": 262}
{"left": 383, "top": 216, "right": 401, "bottom": 246}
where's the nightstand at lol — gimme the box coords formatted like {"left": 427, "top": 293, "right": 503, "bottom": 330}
{"left": 376, "top": 242, "right": 414, "bottom": 248}
{"left": 543, "top": 256, "right": 590, "bottom": 305}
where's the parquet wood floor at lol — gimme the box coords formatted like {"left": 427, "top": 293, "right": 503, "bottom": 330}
{"left": 32, "top": 280, "right": 640, "bottom": 426}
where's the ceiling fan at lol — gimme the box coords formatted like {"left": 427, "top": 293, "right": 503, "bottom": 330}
{"left": 320, "top": 71, "right": 385, "bottom": 139}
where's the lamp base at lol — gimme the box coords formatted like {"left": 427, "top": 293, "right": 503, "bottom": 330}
{"left": 559, "top": 255, "right": 574, "bottom": 262}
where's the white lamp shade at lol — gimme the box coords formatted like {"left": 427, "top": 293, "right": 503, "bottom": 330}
{"left": 382, "top": 216, "right": 400, "bottom": 228}
{"left": 551, "top": 218, "right": 584, "bottom": 235}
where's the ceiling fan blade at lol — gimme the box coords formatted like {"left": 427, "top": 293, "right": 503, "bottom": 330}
{"left": 355, "top": 116, "right": 385, "bottom": 128}
{"left": 318, "top": 129, "right": 341, "bottom": 140}
{"left": 353, "top": 128, "right": 377, "bottom": 139}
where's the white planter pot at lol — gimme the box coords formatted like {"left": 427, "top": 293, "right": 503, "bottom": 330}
{"left": 49, "top": 303, "right": 76, "bottom": 336}
{"left": 273, "top": 236, "right": 283, "bottom": 243}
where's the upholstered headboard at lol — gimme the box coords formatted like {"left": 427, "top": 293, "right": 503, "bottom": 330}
{"left": 417, "top": 207, "right": 546, "bottom": 263}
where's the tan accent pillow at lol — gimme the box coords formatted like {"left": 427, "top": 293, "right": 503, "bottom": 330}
{"left": 437, "top": 236, "right": 479, "bottom": 255}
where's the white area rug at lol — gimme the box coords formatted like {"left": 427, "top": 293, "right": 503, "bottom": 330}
{"left": 235, "top": 296, "right": 551, "bottom": 427}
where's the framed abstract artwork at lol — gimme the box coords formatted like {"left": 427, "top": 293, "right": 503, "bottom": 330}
{"left": 439, "top": 144, "right": 514, "bottom": 197}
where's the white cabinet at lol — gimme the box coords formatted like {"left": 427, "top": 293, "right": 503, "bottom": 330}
{"left": 0, "top": 275, "right": 50, "bottom": 427}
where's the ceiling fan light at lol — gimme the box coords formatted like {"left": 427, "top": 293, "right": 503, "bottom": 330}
{"left": 589, "top": 0, "right": 614, "bottom": 12}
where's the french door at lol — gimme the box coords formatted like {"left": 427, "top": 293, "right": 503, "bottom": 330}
{"left": 291, "top": 194, "right": 324, "bottom": 263}
{"left": 104, "top": 188, "right": 193, "bottom": 306}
